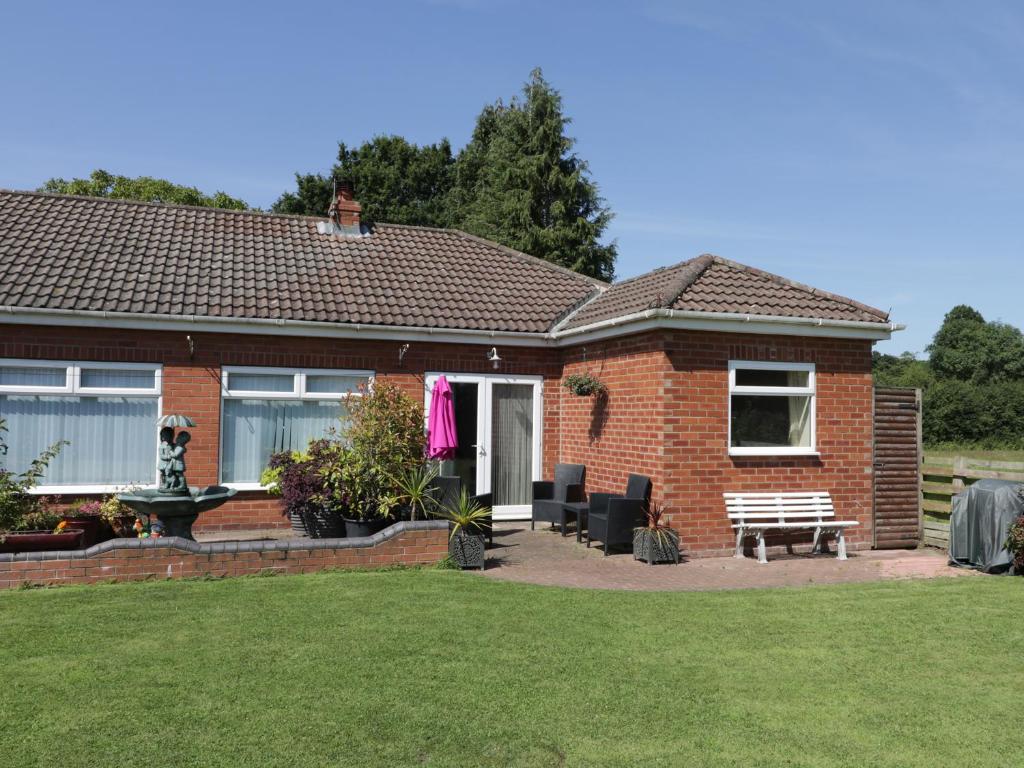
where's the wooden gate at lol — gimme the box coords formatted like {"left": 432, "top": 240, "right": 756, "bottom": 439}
{"left": 872, "top": 387, "right": 922, "bottom": 548}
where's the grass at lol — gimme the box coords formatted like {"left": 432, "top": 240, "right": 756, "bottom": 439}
{"left": 924, "top": 446, "right": 1024, "bottom": 462}
{"left": 2, "top": 571, "right": 1021, "bottom": 767}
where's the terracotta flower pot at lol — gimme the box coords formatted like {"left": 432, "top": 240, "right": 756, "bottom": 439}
{"left": 0, "top": 529, "right": 84, "bottom": 553}
{"left": 62, "top": 515, "right": 102, "bottom": 547}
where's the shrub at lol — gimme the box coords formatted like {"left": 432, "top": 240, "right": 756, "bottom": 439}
{"left": 1006, "top": 514, "right": 1024, "bottom": 573}
{"left": 266, "top": 440, "right": 338, "bottom": 521}
{"left": 923, "top": 380, "right": 1024, "bottom": 448}
{"left": 0, "top": 417, "right": 67, "bottom": 533}
{"left": 322, "top": 382, "right": 425, "bottom": 521}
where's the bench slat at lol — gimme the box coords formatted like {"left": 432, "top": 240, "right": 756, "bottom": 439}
{"left": 728, "top": 512, "right": 834, "bottom": 520}
{"left": 731, "top": 522, "right": 859, "bottom": 529}
{"left": 724, "top": 507, "right": 835, "bottom": 514}
{"left": 720, "top": 495, "right": 831, "bottom": 501}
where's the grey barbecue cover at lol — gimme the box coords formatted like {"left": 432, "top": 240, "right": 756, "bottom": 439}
{"left": 948, "top": 479, "right": 1024, "bottom": 573}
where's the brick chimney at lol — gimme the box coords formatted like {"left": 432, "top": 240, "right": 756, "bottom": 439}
{"left": 330, "top": 180, "right": 361, "bottom": 228}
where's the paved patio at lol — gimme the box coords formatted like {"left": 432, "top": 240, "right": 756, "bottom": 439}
{"left": 478, "top": 523, "right": 973, "bottom": 591}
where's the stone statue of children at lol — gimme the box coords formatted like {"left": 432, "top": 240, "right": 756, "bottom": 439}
{"left": 169, "top": 430, "right": 191, "bottom": 491}
{"left": 158, "top": 427, "right": 175, "bottom": 490}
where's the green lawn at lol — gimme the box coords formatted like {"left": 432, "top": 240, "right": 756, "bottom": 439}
{"left": 924, "top": 446, "right": 1024, "bottom": 462}
{"left": 2, "top": 571, "right": 1021, "bottom": 767}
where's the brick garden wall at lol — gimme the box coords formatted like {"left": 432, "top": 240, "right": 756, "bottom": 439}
{"left": 0, "top": 324, "right": 562, "bottom": 531}
{"left": 559, "top": 330, "right": 876, "bottom": 557}
{"left": 0, "top": 521, "right": 448, "bottom": 589}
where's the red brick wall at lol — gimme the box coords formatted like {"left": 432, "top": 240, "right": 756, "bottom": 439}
{"left": 0, "top": 324, "right": 562, "bottom": 530}
{"left": 2, "top": 323, "right": 875, "bottom": 554}
{"left": 558, "top": 333, "right": 670, "bottom": 501}
{"left": 0, "top": 525, "right": 448, "bottom": 589}
{"left": 558, "top": 330, "right": 875, "bottom": 557}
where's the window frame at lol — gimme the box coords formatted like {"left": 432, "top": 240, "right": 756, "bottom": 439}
{"left": 219, "top": 365, "right": 373, "bottom": 490}
{"left": 727, "top": 360, "right": 817, "bottom": 457}
{"left": 0, "top": 358, "right": 163, "bottom": 494}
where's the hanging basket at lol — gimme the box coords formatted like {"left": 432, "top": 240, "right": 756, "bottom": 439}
{"left": 563, "top": 373, "right": 606, "bottom": 398}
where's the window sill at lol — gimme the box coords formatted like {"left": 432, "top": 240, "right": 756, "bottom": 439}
{"left": 28, "top": 484, "right": 158, "bottom": 496}
{"left": 221, "top": 483, "right": 270, "bottom": 492}
{"left": 728, "top": 449, "right": 820, "bottom": 458}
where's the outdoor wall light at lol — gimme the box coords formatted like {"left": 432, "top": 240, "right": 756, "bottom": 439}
{"left": 398, "top": 343, "right": 410, "bottom": 367}
{"left": 487, "top": 347, "right": 501, "bottom": 369}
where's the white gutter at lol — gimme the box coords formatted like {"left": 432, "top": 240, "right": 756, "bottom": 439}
{"left": 0, "top": 304, "right": 902, "bottom": 346}
{"left": 0, "top": 305, "right": 556, "bottom": 348}
{"left": 554, "top": 307, "right": 903, "bottom": 343}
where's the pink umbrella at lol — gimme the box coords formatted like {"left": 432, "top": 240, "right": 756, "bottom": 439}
{"left": 427, "top": 375, "right": 458, "bottom": 460}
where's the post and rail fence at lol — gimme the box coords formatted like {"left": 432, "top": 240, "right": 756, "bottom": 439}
{"left": 920, "top": 455, "right": 1024, "bottom": 548}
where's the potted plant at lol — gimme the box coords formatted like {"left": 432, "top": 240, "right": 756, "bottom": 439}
{"left": 0, "top": 417, "right": 77, "bottom": 553}
{"left": 264, "top": 441, "right": 345, "bottom": 538}
{"left": 98, "top": 493, "right": 138, "bottom": 539}
{"left": 633, "top": 504, "right": 680, "bottom": 565}
{"left": 432, "top": 488, "right": 490, "bottom": 570}
{"left": 563, "top": 372, "right": 606, "bottom": 397}
{"left": 394, "top": 464, "right": 439, "bottom": 521}
{"left": 62, "top": 499, "right": 104, "bottom": 547}
{"left": 321, "top": 382, "right": 426, "bottom": 537}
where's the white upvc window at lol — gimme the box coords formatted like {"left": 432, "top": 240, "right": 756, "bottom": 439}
{"left": 728, "top": 361, "right": 817, "bottom": 457}
{"left": 0, "top": 359, "right": 163, "bottom": 493}
{"left": 220, "top": 366, "right": 373, "bottom": 489}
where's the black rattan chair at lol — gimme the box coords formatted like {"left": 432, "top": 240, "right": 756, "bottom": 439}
{"left": 586, "top": 474, "right": 652, "bottom": 555}
{"left": 531, "top": 463, "right": 586, "bottom": 535}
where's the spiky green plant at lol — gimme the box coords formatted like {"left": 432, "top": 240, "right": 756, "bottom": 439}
{"left": 432, "top": 488, "right": 491, "bottom": 539}
{"left": 393, "top": 464, "right": 439, "bottom": 521}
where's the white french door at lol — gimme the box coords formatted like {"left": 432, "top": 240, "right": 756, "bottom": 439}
{"left": 424, "top": 373, "right": 542, "bottom": 520}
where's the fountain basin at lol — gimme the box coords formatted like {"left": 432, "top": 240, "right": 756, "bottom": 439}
{"left": 117, "top": 486, "right": 238, "bottom": 540}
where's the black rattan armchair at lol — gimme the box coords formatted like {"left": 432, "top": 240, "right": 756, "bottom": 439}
{"left": 586, "top": 474, "right": 652, "bottom": 555}
{"left": 531, "top": 463, "right": 586, "bottom": 535}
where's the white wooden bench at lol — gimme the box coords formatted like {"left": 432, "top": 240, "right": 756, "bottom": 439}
{"left": 724, "top": 491, "right": 859, "bottom": 564}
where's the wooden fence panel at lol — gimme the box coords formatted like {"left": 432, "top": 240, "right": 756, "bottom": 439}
{"left": 919, "top": 455, "right": 1024, "bottom": 549}
{"left": 873, "top": 387, "right": 922, "bottom": 549}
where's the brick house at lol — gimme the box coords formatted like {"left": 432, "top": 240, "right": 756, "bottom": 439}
{"left": 0, "top": 188, "right": 900, "bottom": 556}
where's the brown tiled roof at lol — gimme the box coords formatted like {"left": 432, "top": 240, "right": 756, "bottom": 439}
{"left": 0, "top": 190, "right": 602, "bottom": 334}
{"left": 559, "top": 254, "right": 889, "bottom": 330}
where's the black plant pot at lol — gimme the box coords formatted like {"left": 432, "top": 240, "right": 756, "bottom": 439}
{"left": 449, "top": 530, "right": 486, "bottom": 570}
{"left": 302, "top": 507, "right": 345, "bottom": 539}
{"left": 633, "top": 529, "right": 680, "bottom": 565}
{"left": 343, "top": 518, "right": 388, "bottom": 538}
{"left": 288, "top": 510, "right": 308, "bottom": 536}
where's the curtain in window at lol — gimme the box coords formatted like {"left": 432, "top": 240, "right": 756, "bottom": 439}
{"left": 0, "top": 395, "right": 158, "bottom": 485}
{"left": 787, "top": 395, "right": 812, "bottom": 447}
{"left": 490, "top": 384, "right": 533, "bottom": 506}
{"left": 221, "top": 399, "right": 348, "bottom": 483}
{"left": 786, "top": 371, "right": 812, "bottom": 447}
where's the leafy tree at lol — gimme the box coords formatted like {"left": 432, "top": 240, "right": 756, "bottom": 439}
{"left": 927, "top": 304, "right": 1024, "bottom": 383}
{"left": 872, "top": 351, "right": 935, "bottom": 390}
{"left": 274, "top": 69, "right": 617, "bottom": 280}
{"left": 452, "top": 68, "right": 616, "bottom": 280}
{"left": 271, "top": 173, "right": 333, "bottom": 218}
{"left": 273, "top": 136, "right": 455, "bottom": 227}
{"left": 39, "top": 169, "right": 249, "bottom": 210}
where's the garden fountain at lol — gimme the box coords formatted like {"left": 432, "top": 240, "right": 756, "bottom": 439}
{"left": 117, "top": 414, "right": 237, "bottom": 540}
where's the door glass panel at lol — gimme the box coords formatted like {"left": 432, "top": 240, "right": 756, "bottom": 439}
{"left": 440, "top": 382, "right": 478, "bottom": 497}
{"left": 490, "top": 383, "right": 533, "bottom": 506}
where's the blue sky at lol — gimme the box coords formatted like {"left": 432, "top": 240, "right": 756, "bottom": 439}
{"left": 2, "top": 1, "right": 1021, "bottom": 354}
